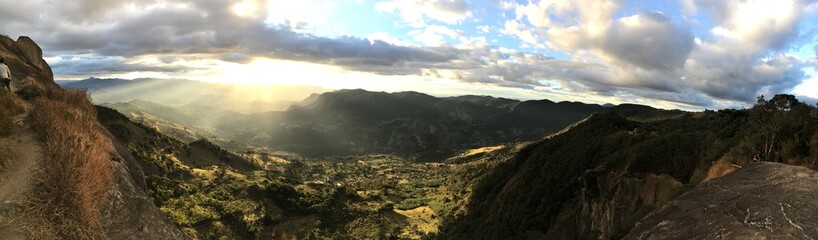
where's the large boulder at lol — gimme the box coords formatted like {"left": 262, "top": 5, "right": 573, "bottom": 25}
{"left": 15, "top": 36, "right": 53, "bottom": 81}
{"left": 0, "top": 35, "right": 56, "bottom": 87}
{"left": 625, "top": 162, "right": 818, "bottom": 239}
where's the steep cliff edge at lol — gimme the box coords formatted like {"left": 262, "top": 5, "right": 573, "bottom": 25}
{"left": 625, "top": 162, "right": 818, "bottom": 239}
{"left": 103, "top": 139, "right": 187, "bottom": 238}
{"left": 0, "top": 35, "right": 184, "bottom": 238}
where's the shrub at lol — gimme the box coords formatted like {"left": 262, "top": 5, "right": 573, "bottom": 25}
{"left": 27, "top": 85, "right": 114, "bottom": 239}
{"left": 396, "top": 198, "right": 427, "bottom": 210}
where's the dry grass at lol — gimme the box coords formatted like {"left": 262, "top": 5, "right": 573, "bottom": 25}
{"left": 0, "top": 90, "right": 24, "bottom": 170}
{"left": 462, "top": 145, "right": 505, "bottom": 157}
{"left": 0, "top": 90, "right": 25, "bottom": 136}
{"left": 394, "top": 206, "right": 439, "bottom": 238}
{"left": 24, "top": 83, "right": 114, "bottom": 239}
{"left": 705, "top": 156, "right": 751, "bottom": 181}
{"left": 0, "top": 145, "right": 11, "bottom": 171}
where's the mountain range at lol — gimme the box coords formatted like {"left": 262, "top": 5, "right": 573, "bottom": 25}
{"left": 73, "top": 77, "right": 684, "bottom": 159}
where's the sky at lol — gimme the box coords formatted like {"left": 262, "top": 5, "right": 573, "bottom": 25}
{"left": 1, "top": 0, "right": 818, "bottom": 110}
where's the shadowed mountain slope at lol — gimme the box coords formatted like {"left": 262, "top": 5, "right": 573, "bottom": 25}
{"left": 218, "top": 89, "right": 682, "bottom": 159}
{"left": 438, "top": 96, "right": 818, "bottom": 239}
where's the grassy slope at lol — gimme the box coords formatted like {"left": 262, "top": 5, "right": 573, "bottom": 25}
{"left": 7, "top": 82, "right": 116, "bottom": 239}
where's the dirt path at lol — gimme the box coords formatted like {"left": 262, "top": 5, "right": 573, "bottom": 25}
{"left": 0, "top": 102, "right": 43, "bottom": 239}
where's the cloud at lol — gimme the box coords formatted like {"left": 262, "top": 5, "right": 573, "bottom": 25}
{"left": 0, "top": 0, "right": 463, "bottom": 76}
{"left": 501, "top": 20, "right": 541, "bottom": 46}
{"left": 602, "top": 12, "right": 694, "bottom": 71}
{"left": 485, "top": 0, "right": 816, "bottom": 107}
{"left": 49, "top": 56, "right": 190, "bottom": 77}
{"left": 477, "top": 25, "right": 491, "bottom": 34}
{"left": 375, "top": 0, "right": 472, "bottom": 26}
{"left": 679, "top": 0, "right": 815, "bottom": 101}
{"left": 1, "top": 0, "right": 817, "bottom": 109}
{"left": 410, "top": 25, "right": 464, "bottom": 46}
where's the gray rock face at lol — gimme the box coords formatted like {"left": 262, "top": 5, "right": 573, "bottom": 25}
{"left": 576, "top": 170, "right": 683, "bottom": 239}
{"left": 14, "top": 36, "right": 53, "bottom": 81}
{"left": 625, "top": 162, "right": 818, "bottom": 239}
{"left": 103, "top": 142, "right": 187, "bottom": 239}
{"left": 0, "top": 35, "right": 57, "bottom": 87}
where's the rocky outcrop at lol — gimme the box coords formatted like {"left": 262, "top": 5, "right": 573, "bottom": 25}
{"left": 0, "top": 35, "right": 56, "bottom": 88}
{"left": 103, "top": 141, "right": 187, "bottom": 239}
{"left": 14, "top": 36, "right": 53, "bottom": 81}
{"left": 625, "top": 162, "right": 818, "bottom": 239}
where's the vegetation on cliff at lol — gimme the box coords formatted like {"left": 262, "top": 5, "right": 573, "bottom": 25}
{"left": 438, "top": 94, "right": 818, "bottom": 239}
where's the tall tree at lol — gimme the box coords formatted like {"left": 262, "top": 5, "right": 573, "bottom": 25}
{"left": 749, "top": 94, "right": 804, "bottom": 161}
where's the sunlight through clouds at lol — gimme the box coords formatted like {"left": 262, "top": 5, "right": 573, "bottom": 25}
{"left": 232, "top": 0, "right": 261, "bottom": 18}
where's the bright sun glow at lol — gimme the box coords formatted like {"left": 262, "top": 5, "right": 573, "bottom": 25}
{"left": 217, "top": 59, "right": 351, "bottom": 86}
{"left": 232, "top": 0, "right": 260, "bottom": 18}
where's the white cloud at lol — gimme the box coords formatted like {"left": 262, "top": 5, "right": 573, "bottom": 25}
{"left": 500, "top": 20, "right": 540, "bottom": 45}
{"left": 514, "top": 0, "right": 551, "bottom": 27}
{"left": 477, "top": 25, "right": 490, "bottom": 33}
{"left": 266, "top": 0, "right": 335, "bottom": 31}
{"left": 365, "top": 32, "right": 415, "bottom": 47}
{"left": 375, "top": 0, "right": 472, "bottom": 27}
{"left": 602, "top": 12, "right": 694, "bottom": 71}
{"left": 680, "top": 0, "right": 697, "bottom": 14}
{"left": 410, "top": 25, "right": 463, "bottom": 46}
{"left": 458, "top": 0, "right": 817, "bottom": 106}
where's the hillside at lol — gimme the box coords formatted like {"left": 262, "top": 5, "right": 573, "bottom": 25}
{"left": 438, "top": 95, "right": 818, "bottom": 239}
{"left": 216, "top": 89, "right": 682, "bottom": 159}
{"left": 101, "top": 100, "right": 222, "bottom": 143}
{"left": 87, "top": 78, "right": 685, "bottom": 160}
{"left": 0, "top": 35, "right": 184, "bottom": 239}
{"left": 97, "top": 87, "right": 615, "bottom": 158}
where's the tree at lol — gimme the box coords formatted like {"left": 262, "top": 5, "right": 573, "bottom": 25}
{"left": 749, "top": 94, "right": 808, "bottom": 161}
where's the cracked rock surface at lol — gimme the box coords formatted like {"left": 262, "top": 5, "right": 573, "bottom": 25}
{"left": 625, "top": 162, "right": 818, "bottom": 240}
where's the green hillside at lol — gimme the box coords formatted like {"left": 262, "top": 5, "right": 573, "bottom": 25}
{"left": 438, "top": 94, "right": 818, "bottom": 239}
